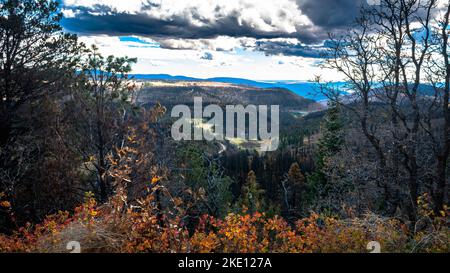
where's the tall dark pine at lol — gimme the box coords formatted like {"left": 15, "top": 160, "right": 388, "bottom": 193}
{"left": 0, "top": 0, "right": 80, "bottom": 229}
{"left": 316, "top": 101, "right": 343, "bottom": 169}
{"left": 0, "top": 0, "right": 79, "bottom": 145}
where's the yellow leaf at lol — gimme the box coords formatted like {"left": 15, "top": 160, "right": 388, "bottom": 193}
{"left": 0, "top": 201, "right": 11, "bottom": 208}
{"left": 151, "top": 177, "right": 161, "bottom": 184}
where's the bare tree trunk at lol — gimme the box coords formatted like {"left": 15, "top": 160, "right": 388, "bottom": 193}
{"left": 435, "top": 4, "right": 450, "bottom": 212}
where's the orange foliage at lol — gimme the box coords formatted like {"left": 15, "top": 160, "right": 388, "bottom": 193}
{"left": 0, "top": 117, "right": 447, "bottom": 254}
{"left": 1, "top": 191, "right": 447, "bottom": 253}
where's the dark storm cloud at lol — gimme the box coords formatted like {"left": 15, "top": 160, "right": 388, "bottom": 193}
{"left": 62, "top": 10, "right": 322, "bottom": 43}
{"left": 255, "top": 40, "right": 332, "bottom": 58}
{"left": 296, "top": 0, "right": 366, "bottom": 28}
{"left": 61, "top": 1, "right": 367, "bottom": 57}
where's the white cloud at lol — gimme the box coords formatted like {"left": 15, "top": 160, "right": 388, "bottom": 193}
{"left": 63, "top": 1, "right": 344, "bottom": 80}
{"left": 156, "top": 36, "right": 255, "bottom": 51}
{"left": 63, "top": 0, "right": 312, "bottom": 33}
{"left": 76, "top": 34, "right": 343, "bottom": 81}
{"left": 63, "top": 0, "right": 145, "bottom": 13}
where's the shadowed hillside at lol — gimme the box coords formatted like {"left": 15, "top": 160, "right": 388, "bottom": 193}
{"left": 137, "top": 80, "right": 324, "bottom": 112}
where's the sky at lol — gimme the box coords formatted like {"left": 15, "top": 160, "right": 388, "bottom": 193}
{"left": 58, "top": 0, "right": 373, "bottom": 81}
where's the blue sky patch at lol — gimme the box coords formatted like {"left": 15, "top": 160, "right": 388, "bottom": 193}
{"left": 119, "top": 36, "right": 160, "bottom": 48}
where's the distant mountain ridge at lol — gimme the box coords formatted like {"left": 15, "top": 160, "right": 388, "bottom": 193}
{"left": 133, "top": 74, "right": 440, "bottom": 103}
{"left": 137, "top": 80, "right": 324, "bottom": 112}
{"left": 132, "top": 74, "right": 347, "bottom": 102}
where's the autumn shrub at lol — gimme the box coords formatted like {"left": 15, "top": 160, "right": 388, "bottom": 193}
{"left": 0, "top": 191, "right": 448, "bottom": 253}
{"left": 0, "top": 132, "right": 447, "bottom": 254}
{"left": 410, "top": 194, "right": 449, "bottom": 253}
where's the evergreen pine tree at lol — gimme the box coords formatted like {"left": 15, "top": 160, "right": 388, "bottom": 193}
{"left": 287, "top": 163, "right": 306, "bottom": 208}
{"left": 238, "top": 170, "right": 265, "bottom": 214}
{"left": 317, "top": 101, "right": 344, "bottom": 169}
{"left": 281, "top": 163, "right": 306, "bottom": 218}
{"left": 307, "top": 100, "right": 344, "bottom": 204}
{"left": 181, "top": 145, "right": 232, "bottom": 217}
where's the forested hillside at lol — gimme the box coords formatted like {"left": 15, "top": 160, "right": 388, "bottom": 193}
{"left": 137, "top": 81, "right": 321, "bottom": 110}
